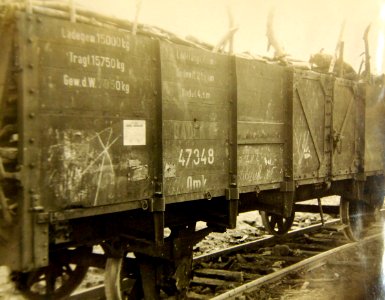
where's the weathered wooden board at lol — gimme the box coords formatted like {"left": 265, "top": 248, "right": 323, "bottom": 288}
{"left": 160, "top": 42, "right": 230, "bottom": 200}
{"left": 40, "top": 116, "right": 152, "bottom": 209}
{"left": 236, "top": 58, "right": 286, "bottom": 187}
{"left": 364, "top": 84, "right": 385, "bottom": 173}
{"left": 19, "top": 15, "right": 157, "bottom": 209}
{"left": 238, "top": 144, "right": 284, "bottom": 185}
{"left": 292, "top": 71, "right": 330, "bottom": 180}
{"left": 162, "top": 120, "right": 226, "bottom": 140}
{"left": 332, "top": 79, "right": 362, "bottom": 177}
{"left": 30, "top": 15, "right": 157, "bottom": 114}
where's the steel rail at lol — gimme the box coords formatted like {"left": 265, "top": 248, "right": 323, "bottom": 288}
{"left": 194, "top": 219, "right": 341, "bottom": 263}
{"left": 210, "top": 232, "right": 383, "bottom": 300}
{"left": 68, "top": 214, "right": 383, "bottom": 299}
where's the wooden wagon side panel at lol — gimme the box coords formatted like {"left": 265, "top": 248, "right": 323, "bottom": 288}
{"left": 332, "top": 79, "right": 364, "bottom": 178}
{"left": 364, "top": 84, "right": 385, "bottom": 174}
{"left": 236, "top": 58, "right": 287, "bottom": 189}
{"left": 292, "top": 71, "right": 332, "bottom": 181}
{"left": 22, "top": 15, "right": 158, "bottom": 210}
{"left": 160, "top": 43, "right": 230, "bottom": 202}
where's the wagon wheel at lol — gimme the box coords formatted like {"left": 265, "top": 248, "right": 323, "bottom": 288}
{"left": 260, "top": 210, "right": 295, "bottom": 236}
{"left": 13, "top": 246, "right": 91, "bottom": 300}
{"left": 340, "top": 198, "right": 374, "bottom": 242}
{"left": 105, "top": 255, "right": 143, "bottom": 300}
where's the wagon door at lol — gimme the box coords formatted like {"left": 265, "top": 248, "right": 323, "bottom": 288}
{"left": 332, "top": 79, "right": 364, "bottom": 178}
{"left": 292, "top": 70, "right": 333, "bottom": 182}
{"left": 160, "top": 43, "right": 230, "bottom": 202}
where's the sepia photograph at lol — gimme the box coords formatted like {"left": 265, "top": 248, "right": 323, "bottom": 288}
{"left": 0, "top": 0, "right": 384, "bottom": 299}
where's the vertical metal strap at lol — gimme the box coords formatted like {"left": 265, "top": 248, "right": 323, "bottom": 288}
{"left": 225, "top": 55, "right": 239, "bottom": 229}
{"left": 153, "top": 211, "right": 164, "bottom": 246}
{"left": 281, "top": 68, "right": 295, "bottom": 218}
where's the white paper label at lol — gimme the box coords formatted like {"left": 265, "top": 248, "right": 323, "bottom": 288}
{"left": 123, "top": 120, "right": 146, "bottom": 145}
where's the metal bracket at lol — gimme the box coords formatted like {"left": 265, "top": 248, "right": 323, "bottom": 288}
{"left": 148, "top": 197, "right": 165, "bottom": 212}
{"left": 225, "top": 187, "right": 239, "bottom": 200}
{"left": 36, "top": 212, "right": 49, "bottom": 224}
{"left": 332, "top": 130, "right": 343, "bottom": 154}
{"left": 280, "top": 181, "right": 295, "bottom": 192}
{"left": 354, "top": 173, "right": 366, "bottom": 182}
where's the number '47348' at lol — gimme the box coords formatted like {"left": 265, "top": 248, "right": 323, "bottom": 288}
{"left": 178, "top": 148, "right": 214, "bottom": 167}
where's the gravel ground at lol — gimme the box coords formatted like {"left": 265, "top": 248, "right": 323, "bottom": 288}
{"left": 246, "top": 236, "right": 385, "bottom": 300}
{"left": 0, "top": 267, "right": 24, "bottom": 300}
{"left": 194, "top": 197, "right": 339, "bottom": 256}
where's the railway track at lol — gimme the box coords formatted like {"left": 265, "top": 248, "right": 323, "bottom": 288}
{"left": 67, "top": 215, "right": 384, "bottom": 300}
{"left": 199, "top": 227, "right": 383, "bottom": 300}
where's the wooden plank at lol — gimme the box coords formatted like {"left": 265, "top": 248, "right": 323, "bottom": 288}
{"left": 163, "top": 120, "right": 226, "bottom": 140}
{"left": 39, "top": 70, "right": 155, "bottom": 113}
{"left": 162, "top": 98, "right": 228, "bottom": 123}
{"left": 18, "top": 14, "right": 157, "bottom": 210}
{"left": 237, "top": 121, "right": 284, "bottom": 144}
{"left": 236, "top": 59, "right": 287, "bottom": 124}
{"left": 186, "top": 292, "right": 210, "bottom": 300}
{"left": 29, "top": 15, "right": 144, "bottom": 54}
{"left": 292, "top": 71, "right": 329, "bottom": 179}
{"left": 161, "top": 59, "right": 229, "bottom": 87}
{"left": 164, "top": 174, "right": 228, "bottom": 196}
{"left": 191, "top": 276, "right": 236, "bottom": 287}
{"left": 332, "top": 79, "right": 362, "bottom": 176}
{"left": 162, "top": 81, "right": 229, "bottom": 107}
{"left": 236, "top": 57, "right": 287, "bottom": 187}
{"left": 194, "top": 268, "right": 243, "bottom": 282}
{"left": 238, "top": 144, "right": 283, "bottom": 186}
{"left": 38, "top": 43, "right": 152, "bottom": 74}
{"left": 40, "top": 115, "right": 153, "bottom": 209}
{"left": 160, "top": 42, "right": 230, "bottom": 199}
{"left": 28, "top": 15, "right": 158, "bottom": 113}
{"left": 161, "top": 42, "right": 229, "bottom": 69}
{"left": 364, "top": 84, "right": 385, "bottom": 172}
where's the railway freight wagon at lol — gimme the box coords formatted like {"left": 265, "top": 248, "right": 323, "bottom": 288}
{"left": 0, "top": 3, "right": 384, "bottom": 299}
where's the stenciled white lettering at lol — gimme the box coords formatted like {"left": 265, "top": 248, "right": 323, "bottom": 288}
{"left": 176, "top": 50, "right": 215, "bottom": 65}
{"left": 61, "top": 28, "right": 130, "bottom": 51}
{"left": 176, "top": 69, "right": 214, "bottom": 82}
{"left": 178, "top": 148, "right": 214, "bottom": 167}
{"left": 181, "top": 88, "right": 211, "bottom": 99}
{"left": 186, "top": 175, "right": 207, "bottom": 190}
{"left": 66, "top": 52, "right": 125, "bottom": 72}
{"left": 63, "top": 74, "right": 129, "bottom": 94}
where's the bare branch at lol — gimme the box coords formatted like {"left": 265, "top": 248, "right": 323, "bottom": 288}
{"left": 328, "top": 20, "right": 345, "bottom": 73}
{"left": 213, "top": 27, "right": 238, "bottom": 53}
{"left": 266, "top": 8, "right": 285, "bottom": 59}
{"left": 132, "top": 0, "right": 143, "bottom": 36}
{"left": 363, "top": 24, "right": 371, "bottom": 81}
